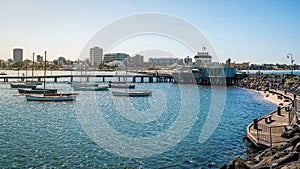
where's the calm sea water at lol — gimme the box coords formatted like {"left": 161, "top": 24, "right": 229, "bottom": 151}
{"left": 0, "top": 78, "right": 276, "bottom": 168}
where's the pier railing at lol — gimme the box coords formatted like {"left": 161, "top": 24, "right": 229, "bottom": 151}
{"left": 256, "top": 124, "right": 289, "bottom": 147}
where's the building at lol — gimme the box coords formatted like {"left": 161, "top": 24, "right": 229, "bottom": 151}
{"left": 149, "top": 57, "right": 180, "bottom": 65}
{"left": 37, "top": 55, "right": 43, "bottom": 62}
{"left": 13, "top": 48, "right": 23, "bottom": 61}
{"left": 194, "top": 51, "right": 212, "bottom": 64}
{"left": 90, "top": 47, "right": 103, "bottom": 66}
{"left": 233, "top": 62, "right": 250, "bottom": 70}
{"left": 103, "top": 53, "right": 129, "bottom": 63}
{"left": 126, "top": 54, "right": 144, "bottom": 66}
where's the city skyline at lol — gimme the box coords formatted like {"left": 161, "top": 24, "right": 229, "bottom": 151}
{"left": 0, "top": 0, "right": 299, "bottom": 64}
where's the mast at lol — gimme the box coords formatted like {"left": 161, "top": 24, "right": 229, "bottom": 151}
{"left": 125, "top": 59, "right": 128, "bottom": 93}
{"left": 32, "top": 52, "right": 35, "bottom": 82}
{"left": 43, "top": 51, "right": 47, "bottom": 95}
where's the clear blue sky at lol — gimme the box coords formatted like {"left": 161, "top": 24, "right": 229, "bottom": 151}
{"left": 0, "top": 0, "right": 299, "bottom": 64}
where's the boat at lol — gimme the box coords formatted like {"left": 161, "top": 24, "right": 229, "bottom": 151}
{"left": 73, "top": 86, "right": 109, "bottom": 91}
{"left": 0, "top": 71, "right": 7, "bottom": 75}
{"left": 111, "top": 63, "right": 151, "bottom": 97}
{"left": 112, "top": 90, "right": 152, "bottom": 97}
{"left": 25, "top": 51, "right": 76, "bottom": 102}
{"left": 108, "top": 83, "right": 135, "bottom": 89}
{"left": 18, "top": 88, "right": 57, "bottom": 94}
{"left": 26, "top": 94, "right": 76, "bottom": 101}
{"left": 71, "top": 82, "right": 98, "bottom": 87}
{"left": 11, "top": 83, "right": 36, "bottom": 89}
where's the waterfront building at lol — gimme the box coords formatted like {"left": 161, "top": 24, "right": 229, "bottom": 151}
{"left": 103, "top": 53, "right": 129, "bottom": 63}
{"left": 194, "top": 51, "right": 212, "bottom": 64}
{"left": 90, "top": 47, "right": 103, "bottom": 66}
{"left": 13, "top": 48, "right": 23, "bottom": 61}
{"left": 149, "top": 57, "right": 180, "bottom": 65}
{"left": 126, "top": 54, "right": 144, "bottom": 66}
{"left": 233, "top": 62, "right": 250, "bottom": 70}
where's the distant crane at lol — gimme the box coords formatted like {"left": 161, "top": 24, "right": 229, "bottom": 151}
{"left": 287, "top": 53, "right": 294, "bottom": 74}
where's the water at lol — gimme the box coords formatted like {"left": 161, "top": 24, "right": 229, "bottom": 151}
{"left": 0, "top": 81, "right": 276, "bottom": 168}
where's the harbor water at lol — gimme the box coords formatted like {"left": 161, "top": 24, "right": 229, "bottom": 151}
{"left": 0, "top": 75, "right": 276, "bottom": 168}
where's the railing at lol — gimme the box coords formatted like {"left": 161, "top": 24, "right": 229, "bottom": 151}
{"left": 256, "top": 124, "right": 289, "bottom": 147}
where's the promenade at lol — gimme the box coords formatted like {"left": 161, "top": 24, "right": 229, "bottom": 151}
{"left": 246, "top": 86, "right": 299, "bottom": 148}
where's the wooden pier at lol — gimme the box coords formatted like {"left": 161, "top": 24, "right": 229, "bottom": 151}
{"left": 247, "top": 90, "right": 298, "bottom": 148}
{"left": 0, "top": 74, "right": 175, "bottom": 83}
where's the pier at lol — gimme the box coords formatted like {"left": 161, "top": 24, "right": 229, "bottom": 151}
{"left": 247, "top": 90, "right": 299, "bottom": 148}
{"left": 0, "top": 74, "right": 175, "bottom": 83}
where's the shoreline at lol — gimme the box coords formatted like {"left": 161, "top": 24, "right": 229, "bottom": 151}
{"left": 221, "top": 74, "right": 300, "bottom": 169}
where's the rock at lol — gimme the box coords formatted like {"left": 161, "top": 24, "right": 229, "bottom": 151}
{"left": 219, "top": 164, "right": 228, "bottom": 169}
{"left": 281, "top": 130, "right": 296, "bottom": 138}
{"left": 275, "top": 152, "right": 300, "bottom": 167}
{"left": 288, "top": 135, "right": 300, "bottom": 146}
{"left": 231, "top": 157, "right": 249, "bottom": 169}
{"left": 293, "top": 142, "right": 300, "bottom": 152}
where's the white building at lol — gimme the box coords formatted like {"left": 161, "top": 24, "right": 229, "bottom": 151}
{"left": 194, "top": 52, "right": 212, "bottom": 64}
{"left": 13, "top": 48, "right": 23, "bottom": 61}
{"left": 90, "top": 47, "right": 103, "bottom": 66}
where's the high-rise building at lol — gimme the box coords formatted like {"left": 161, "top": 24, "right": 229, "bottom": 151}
{"left": 13, "top": 48, "right": 23, "bottom": 61}
{"left": 90, "top": 47, "right": 103, "bottom": 66}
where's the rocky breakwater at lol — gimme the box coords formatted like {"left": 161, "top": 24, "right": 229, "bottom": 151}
{"left": 238, "top": 74, "right": 300, "bottom": 95}
{"left": 220, "top": 124, "right": 300, "bottom": 169}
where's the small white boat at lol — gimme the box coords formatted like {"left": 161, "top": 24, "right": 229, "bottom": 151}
{"left": 108, "top": 83, "right": 135, "bottom": 89}
{"left": 26, "top": 94, "right": 76, "bottom": 101}
{"left": 112, "top": 90, "right": 152, "bottom": 97}
{"left": 73, "top": 86, "right": 109, "bottom": 91}
{"left": 71, "top": 82, "right": 98, "bottom": 87}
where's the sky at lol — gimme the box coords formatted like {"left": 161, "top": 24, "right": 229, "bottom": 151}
{"left": 0, "top": 0, "right": 299, "bottom": 64}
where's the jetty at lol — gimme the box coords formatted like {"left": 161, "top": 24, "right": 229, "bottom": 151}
{"left": 0, "top": 74, "right": 175, "bottom": 83}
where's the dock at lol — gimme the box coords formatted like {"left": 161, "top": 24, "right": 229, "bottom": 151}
{"left": 247, "top": 90, "right": 299, "bottom": 148}
{"left": 0, "top": 74, "right": 175, "bottom": 83}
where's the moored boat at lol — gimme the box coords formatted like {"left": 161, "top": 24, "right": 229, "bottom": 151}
{"left": 73, "top": 86, "right": 109, "bottom": 91}
{"left": 11, "top": 83, "right": 36, "bottom": 89}
{"left": 25, "top": 51, "right": 77, "bottom": 102}
{"left": 112, "top": 90, "right": 152, "bottom": 97}
{"left": 18, "top": 88, "right": 57, "bottom": 94}
{"left": 108, "top": 83, "right": 135, "bottom": 89}
{"left": 71, "top": 82, "right": 98, "bottom": 87}
{"left": 26, "top": 94, "right": 76, "bottom": 101}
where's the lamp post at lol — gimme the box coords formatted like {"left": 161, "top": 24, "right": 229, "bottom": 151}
{"left": 287, "top": 53, "right": 294, "bottom": 75}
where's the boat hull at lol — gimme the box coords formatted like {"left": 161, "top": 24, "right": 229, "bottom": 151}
{"left": 73, "top": 86, "right": 109, "bottom": 91}
{"left": 112, "top": 90, "right": 152, "bottom": 97}
{"left": 26, "top": 95, "right": 76, "bottom": 101}
{"left": 18, "top": 88, "right": 57, "bottom": 94}
{"left": 108, "top": 84, "right": 135, "bottom": 89}
{"left": 11, "top": 83, "right": 36, "bottom": 89}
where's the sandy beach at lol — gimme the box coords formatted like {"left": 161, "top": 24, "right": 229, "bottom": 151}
{"left": 258, "top": 90, "right": 291, "bottom": 107}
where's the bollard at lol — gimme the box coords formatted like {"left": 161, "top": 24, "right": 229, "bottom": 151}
{"left": 253, "top": 118, "right": 258, "bottom": 130}
{"left": 277, "top": 106, "right": 281, "bottom": 116}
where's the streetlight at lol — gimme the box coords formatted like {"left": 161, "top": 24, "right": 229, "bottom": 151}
{"left": 287, "top": 53, "right": 294, "bottom": 74}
